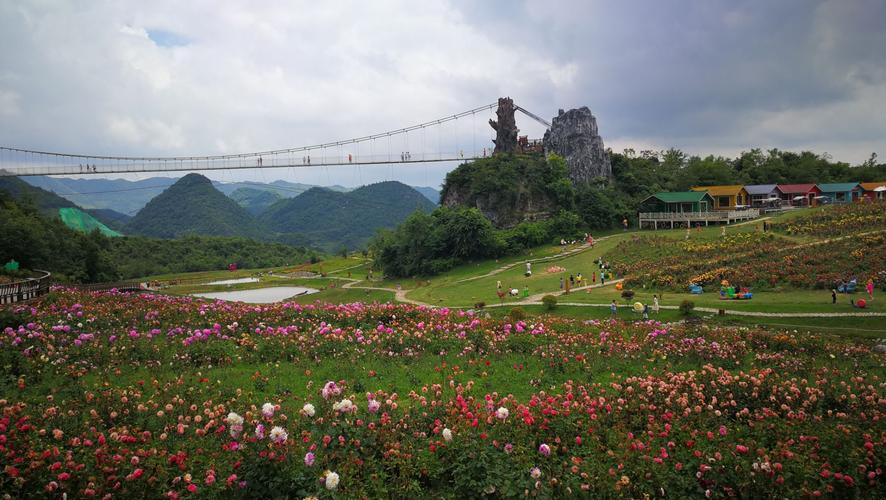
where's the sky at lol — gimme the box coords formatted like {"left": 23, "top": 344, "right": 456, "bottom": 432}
{"left": 1, "top": 0, "right": 885, "bottom": 189}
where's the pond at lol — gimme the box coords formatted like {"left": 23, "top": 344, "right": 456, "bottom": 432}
{"left": 205, "top": 277, "right": 260, "bottom": 285}
{"left": 192, "top": 287, "right": 318, "bottom": 303}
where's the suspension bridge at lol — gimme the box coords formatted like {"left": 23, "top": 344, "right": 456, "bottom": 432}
{"left": 0, "top": 101, "right": 550, "bottom": 177}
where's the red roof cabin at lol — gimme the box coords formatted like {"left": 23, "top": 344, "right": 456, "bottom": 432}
{"left": 776, "top": 183, "right": 822, "bottom": 207}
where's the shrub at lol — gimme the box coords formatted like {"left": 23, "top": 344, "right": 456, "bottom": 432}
{"left": 509, "top": 307, "right": 526, "bottom": 321}
{"left": 541, "top": 294, "right": 558, "bottom": 310}
{"left": 679, "top": 300, "right": 695, "bottom": 316}
{"left": 621, "top": 290, "right": 635, "bottom": 301}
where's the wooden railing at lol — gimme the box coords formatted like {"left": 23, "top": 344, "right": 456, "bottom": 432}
{"left": 0, "top": 270, "right": 53, "bottom": 305}
{"left": 638, "top": 209, "right": 760, "bottom": 221}
{"left": 65, "top": 281, "right": 146, "bottom": 293}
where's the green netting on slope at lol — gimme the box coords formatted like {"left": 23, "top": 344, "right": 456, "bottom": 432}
{"left": 58, "top": 208, "right": 123, "bottom": 237}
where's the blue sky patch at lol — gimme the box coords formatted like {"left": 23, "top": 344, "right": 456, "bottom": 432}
{"left": 147, "top": 29, "right": 189, "bottom": 47}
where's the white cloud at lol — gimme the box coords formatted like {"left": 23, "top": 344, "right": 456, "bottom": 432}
{"left": 0, "top": 0, "right": 883, "bottom": 187}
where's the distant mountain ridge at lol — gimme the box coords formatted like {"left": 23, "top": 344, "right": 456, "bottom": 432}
{"left": 260, "top": 181, "right": 436, "bottom": 250}
{"left": 22, "top": 176, "right": 437, "bottom": 213}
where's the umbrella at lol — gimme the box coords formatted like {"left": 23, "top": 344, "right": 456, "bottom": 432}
{"left": 792, "top": 195, "right": 805, "bottom": 200}
{"left": 874, "top": 186, "right": 886, "bottom": 192}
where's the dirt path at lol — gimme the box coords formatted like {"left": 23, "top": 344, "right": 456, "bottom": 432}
{"left": 341, "top": 278, "right": 431, "bottom": 306}
{"left": 454, "top": 234, "right": 620, "bottom": 284}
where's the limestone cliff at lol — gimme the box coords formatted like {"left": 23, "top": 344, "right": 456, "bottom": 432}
{"left": 543, "top": 107, "right": 611, "bottom": 184}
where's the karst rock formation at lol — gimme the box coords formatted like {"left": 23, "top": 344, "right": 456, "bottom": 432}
{"left": 489, "top": 97, "right": 519, "bottom": 154}
{"left": 543, "top": 107, "right": 611, "bottom": 184}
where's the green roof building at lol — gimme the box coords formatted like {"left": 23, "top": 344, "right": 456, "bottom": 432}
{"left": 639, "top": 191, "right": 715, "bottom": 213}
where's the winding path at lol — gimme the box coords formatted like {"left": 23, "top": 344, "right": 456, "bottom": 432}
{"left": 327, "top": 229, "right": 885, "bottom": 322}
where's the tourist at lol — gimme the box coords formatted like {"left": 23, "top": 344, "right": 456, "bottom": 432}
{"left": 569, "top": 274, "right": 575, "bottom": 287}
{"left": 576, "top": 273, "right": 583, "bottom": 286}
{"left": 831, "top": 289, "right": 837, "bottom": 304}
{"left": 496, "top": 280, "right": 502, "bottom": 290}
{"left": 592, "top": 271, "right": 596, "bottom": 283}
{"left": 523, "top": 286, "right": 529, "bottom": 298}
{"left": 610, "top": 300, "right": 617, "bottom": 317}
{"left": 643, "top": 303, "right": 649, "bottom": 320}
{"left": 601, "top": 273, "right": 606, "bottom": 286}
{"left": 622, "top": 218, "right": 628, "bottom": 231}
{"left": 653, "top": 294, "right": 660, "bottom": 314}
{"left": 559, "top": 277, "right": 564, "bottom": 290}
{"left": 867, "top": 278, "right": 875, "bottom": 300}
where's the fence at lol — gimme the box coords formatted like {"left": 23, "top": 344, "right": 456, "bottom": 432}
{"left": 0, "top": 270, "right": 52, "bottom": 305}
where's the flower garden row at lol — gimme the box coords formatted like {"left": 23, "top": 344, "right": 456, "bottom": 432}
{"left": 606, "top": 231, "right": 885, "bottom": 290}
{"left": 773, "top": 200, "right": 886, "bottom": 237}
{"left": 0, "top": 290, "right": 883, "bottom": 497}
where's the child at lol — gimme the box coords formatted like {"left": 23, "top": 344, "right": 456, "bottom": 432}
{"left": 610, "top": 300, "right": 617, "bottom": 317}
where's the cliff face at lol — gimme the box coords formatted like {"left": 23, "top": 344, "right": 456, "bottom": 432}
{"left": 543, "top": 107, "right": 611, "bottom": 184}
{"left": 441, "top": 183, "right": 555, "bottom": 228}
{"left": 439, "top": 153, "right": 563, "bottom": 229}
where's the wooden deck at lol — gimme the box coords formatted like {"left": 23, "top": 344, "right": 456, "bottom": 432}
{"left": 638, "top": 209, "right": 760, "bottom": 229}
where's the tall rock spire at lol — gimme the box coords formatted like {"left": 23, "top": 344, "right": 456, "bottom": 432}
{"left": 543, "top": 107, "right": 611, "bottom": 184}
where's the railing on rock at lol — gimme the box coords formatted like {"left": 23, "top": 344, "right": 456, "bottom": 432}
{"left": 0, "top": 270, "right": 53, "bottom": 305}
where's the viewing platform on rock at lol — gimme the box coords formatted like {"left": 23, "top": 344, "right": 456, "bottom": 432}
{"left": 638, "top": 209, "right": 761, "bottom": 229}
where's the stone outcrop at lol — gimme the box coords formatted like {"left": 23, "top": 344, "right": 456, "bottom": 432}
{"left": 489, "top": 97, "right": 519, "bottom": 154}
{"left": 543, "top": 107, "right": 611, "bottom": 184}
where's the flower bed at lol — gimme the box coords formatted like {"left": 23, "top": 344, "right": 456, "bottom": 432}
{"left": 774, "top": 201, "right": 886, "bottom": 237}
{"left": 607, "top": 233, "right": 885, "bottom": 290}
{"left": 0, "top": 290, "right": 883, "bottom": 497}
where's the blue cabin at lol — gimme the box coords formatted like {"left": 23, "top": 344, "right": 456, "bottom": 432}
{"left": 816, "top": 182, "right": 862, "bottom": 204}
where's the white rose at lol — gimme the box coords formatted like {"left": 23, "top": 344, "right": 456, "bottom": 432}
{"left": 302, "top": 403, "right": 315, "bottom": 417}
{"left": 325, "top": 471, "right": 340, "bottom": 490}
{"left": 442, "top": 428, "right": 453, "bottom": 442}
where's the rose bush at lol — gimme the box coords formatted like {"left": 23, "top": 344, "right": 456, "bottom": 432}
{"left": 0, "top": 290, "right": 882, "bottom": 498}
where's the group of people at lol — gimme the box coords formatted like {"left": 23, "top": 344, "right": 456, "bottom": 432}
{"left": 496, "top": 280, "right": 529, "bottom": 299}
{"left": 79, "top": 164, "right": 98, "bottom": 173}
{"left": 832, "top": 278, "right": 876, "bottom": 304}
{"left": 609, "top": 294, "right": 661, "bottom": 319}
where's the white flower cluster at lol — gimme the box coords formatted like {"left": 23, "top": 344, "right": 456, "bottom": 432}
{"left": 333, "top": 399, "right": 356, "bottom": 414}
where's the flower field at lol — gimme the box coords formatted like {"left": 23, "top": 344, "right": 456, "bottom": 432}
{"left": 606, "top": 231, "right": 885, "bottom": 291}
{"left": 774, "top": 201, "right": 886, "bottom": 237}
{"left": 1, "top": 291, "right": 884, "bottom": 497}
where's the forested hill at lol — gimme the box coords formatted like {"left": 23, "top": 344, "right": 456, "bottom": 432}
{"left": 260, "top": 181, "right": 436, "bottom": 251}
{"left": 0, "top": 176, "right": 76, "bottom": 214}
{"left": 125, "top": 173, "right": 265, "bottom": 240}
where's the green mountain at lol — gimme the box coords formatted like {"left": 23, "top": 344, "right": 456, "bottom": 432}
{"left": 229, "top": 187, "right": 283, "bottom": 215}
{"left": 413, "top": 186, "right": 441, "bottom": 204}
{"left": 23, "top": 176, "right": 177, "bottom": 214}
{"left": 260, "top": 181, "right": 436, "bottom": 250}
{"left": 126, "top": 173, "right": 266, "bottom": 239}
{"left": 86, "top": 208, "right": 131, "bottom": 231}
{"left": 0, "top": 176, "right": 77, "bottom": 214}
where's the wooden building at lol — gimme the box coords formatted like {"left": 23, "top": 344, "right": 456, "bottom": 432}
{"left": 817, "top": 182, "right": 862, "bottom": 204}
{"left": 860, "top": 182, "right": 886, "bottom": 201}
{"left": 690, "top": 185, "right": 749, "bottom": 210}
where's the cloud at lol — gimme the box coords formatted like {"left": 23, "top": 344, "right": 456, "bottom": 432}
{"left": 0, "top": 0, "right": 883, "bottom": 188}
